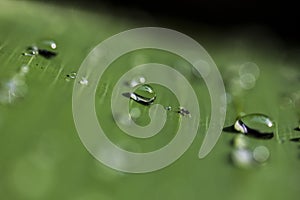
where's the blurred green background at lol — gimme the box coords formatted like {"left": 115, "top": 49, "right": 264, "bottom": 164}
{"left": 0, "top": 0, "right": 300, "bottom": 200}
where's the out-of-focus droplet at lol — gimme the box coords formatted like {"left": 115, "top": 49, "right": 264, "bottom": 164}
{"left": 239, "top": 73, "right": 256, "bottom": 89}
{"left": 239, "top": 62, "right": 260, "bottom": 79}
{"left": 0, "top": 73, "right": 28, "bottom": 105}
{"left": 231, "top": 148, "right": 254, "bottom": 169}
{"left": 253, "top": 145, "right": 270, "bottom": 163}
{"left": 130, "top": 107, "right": 141, "bottom": 118}
{"left": 231, "top": 134, "right": 248, "bottom": 149}
{"left": 79, "top": 77, "right": 88, "bottom": 86}
{"left": 125, "top": 76, "right": 146, "bottom": 88}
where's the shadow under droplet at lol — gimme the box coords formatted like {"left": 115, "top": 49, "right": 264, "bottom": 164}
{"left": 223, "top": 125, "right": 274, "bottom": 140}
{"left": 290, "top": 137, "right": 300, "bottom": 142}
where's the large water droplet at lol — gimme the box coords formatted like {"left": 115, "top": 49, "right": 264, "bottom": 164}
{"left": 122, "top": 84, "right": 156, "bottom": 106}
{"left": 224, "top": 113, "right": 274, "bottom": 139}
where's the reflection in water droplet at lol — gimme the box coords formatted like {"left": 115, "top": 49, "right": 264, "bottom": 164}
{"left": 224, "top": 113, "right": 274, "bottom": 139}
{"left": 253, "top": 146, "right": 270, "bottom": 163}
{"left": 19, "top": 65, "right": 30, "bottom": 76}
{"left": 122, "top": 84, "right": 156, "bottom": 106}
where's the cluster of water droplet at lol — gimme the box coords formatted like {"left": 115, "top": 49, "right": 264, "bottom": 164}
{"left": 122, "top": 77, "right": 191, "bottom": 118}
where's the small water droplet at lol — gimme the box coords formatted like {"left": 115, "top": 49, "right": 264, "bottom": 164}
{"left": 40, "top": 40, "right": 57, "bottom": 50}
{"left": 122, "top": 84, "right": 156, "bottom": 106}
{"left": 22, "top": 46, "right": 39, "bottom": 57}
{"left": 253, "top": 145, "right": 270, "bottom": 163}
{"left": 79, "top": 77, "right": 88, "bottom": 85}
{"left": 224, "top": 113, "right": 274, "bottom": 139}
{"left": 65, "top": 72, "right": 77, "bottom": 82}
{"left": 165, "top": 106, "right": 172, "bottom": 111}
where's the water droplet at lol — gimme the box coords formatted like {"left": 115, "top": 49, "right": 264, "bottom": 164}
{"left": 253, "top": 145, "right": 270, "bottom": 163}
{"left": 230, "top": 148, "right": 254, "bottom": 169}
{"left": 165, "top": 106, "right": 172, "bottom": 111}
{"left": 22, "top": 46, "right": 38, "bottom": 57}
{"left": 122, "top": 84, "right": 156, "bottom": 106}
{"left": 40, "top": 40, "right": 57, "bottom": 50}
{"left": 224, "top": 113, "right": 274, "bottom": 139}
{"left": 79, "top": 77, "right": 88, "bottom": 85}
{"left": 65, "top": 72, "right": 77, "bottom": 82}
